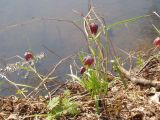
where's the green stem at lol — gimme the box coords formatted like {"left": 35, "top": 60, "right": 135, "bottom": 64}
{"left": 105, "top": 29, "right": 109, "bottom": 73}
{"left": 94, "top": 95, "right": 100, "bottom": 115}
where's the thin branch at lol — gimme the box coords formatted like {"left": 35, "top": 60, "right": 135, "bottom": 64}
{"left": 45, "top": 18, "right": 89, "bottom": 48}
{"left": 27, "top": 55, "right": 72, "bottom": 97}
{"left": 1, "top": 74, "right": 26, "bottom": 98}
{"left": 42, "top": 44, "right": 62, "bottom": 59}
{"left": 119, "top": 66, "right": 160, "bottom": 88}
{"left": 153, "top": 11, "right": 160, "bottom": 18}
{"left": 50, "top": 82, "right": 67, "bottom": 96}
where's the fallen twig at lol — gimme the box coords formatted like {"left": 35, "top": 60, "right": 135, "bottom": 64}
{"left": 118, "top": 66, "right": 160, "bottom": 88}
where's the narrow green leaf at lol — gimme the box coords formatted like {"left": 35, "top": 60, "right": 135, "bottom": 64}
{"left": 68, "top": 74, "right": 81, "bottom": 82}
{"left": 106, "top": 14, "right": 151, "bottom": 30}
{"left": 16, "top": 83, "right": 33, "bottom": 88}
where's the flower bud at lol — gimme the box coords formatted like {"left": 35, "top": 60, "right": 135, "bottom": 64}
{"left": 80, "top": 67, "right": 86, "bottom": 74}
{"left": 83, "top": 56, "right": 94, "bottom": 66}
{"left": 153, "top": 37, "right": 160, "bottom": 48}
{"left": 89, "top": 23, "right": 98, "bottom": 35}
{"left": 24, "top": 52, "right": 33, "bottom": 61}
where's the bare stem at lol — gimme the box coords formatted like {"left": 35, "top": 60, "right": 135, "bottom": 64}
{"left": 27, "top": 55, "right": 72, "bottom": 97}
{"left": 1, "top": 74, "right": 26, "bottom": 98}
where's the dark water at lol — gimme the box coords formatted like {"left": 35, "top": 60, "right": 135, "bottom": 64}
{"left": 0, "top": 0, "right": 159, "bottom": 96}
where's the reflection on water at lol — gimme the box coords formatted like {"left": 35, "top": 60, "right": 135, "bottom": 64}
{"left": 0, "top": 0, "right": 159, "bottom": 96}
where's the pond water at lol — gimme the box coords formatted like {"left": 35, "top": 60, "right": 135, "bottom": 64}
{"left": 0, "top": 0, "right": 159, "bottom": 96}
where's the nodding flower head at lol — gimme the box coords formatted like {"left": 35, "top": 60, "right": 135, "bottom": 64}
{"left": 83, "top": 56, "right": 94, "bottom": 67}
{"left": 89, "top": 23, "right": 98, "bottom": 35}
{"left": 80, "top": 67, "right": 86, "bottom": 74}
{"left": 24, "top": 51, "right": 33, "bottom": 61}
{"left": 153, "top": 37, "right": 160, "bottom": 48}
